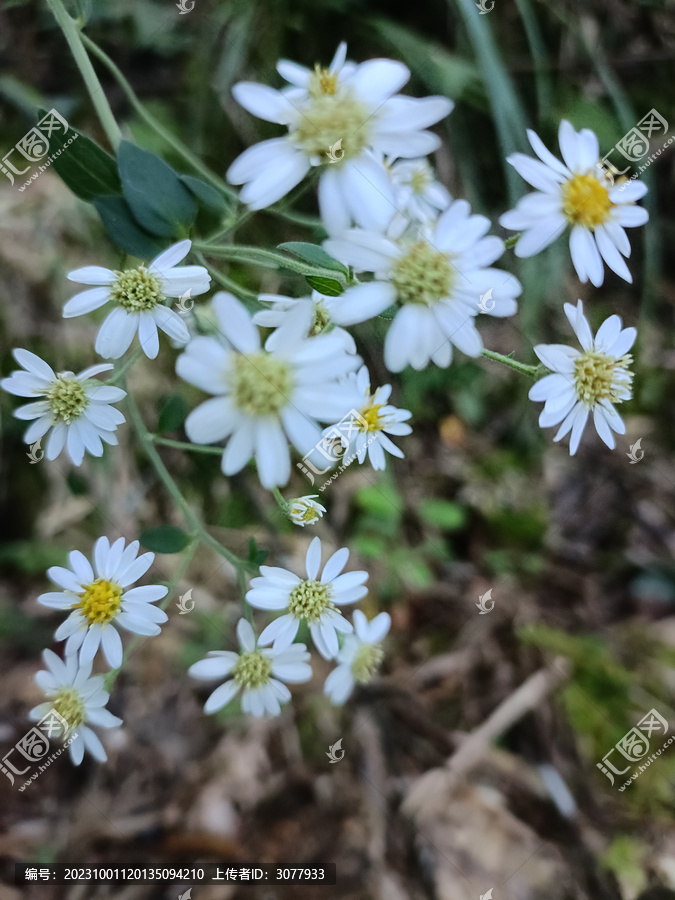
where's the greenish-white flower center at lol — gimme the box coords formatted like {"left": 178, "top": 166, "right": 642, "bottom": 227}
{"left": 288, "top": 579, "right": 333, "bottom": 623}
{"left": 573, "top": 351, "right": 633, "bottom": 407}
{"left": 230, "top": 352, "right": 292, "bottom": 416}
{"left": 110, "top": 266, "right": 164, "bottom": 312}
{"left": 351, "top": 644, "right": 384, "bottom": 684}
{"left": 409, "top": 167, "right": 431, "bottom": 194}
{"left": 46, "top": 376, "right": 88, "bottom": 424}
{"left": 232, "top": 651, "right": 272, "bottom": 689}
{"left": 52, "top": 687, "right": 85, "bottom": 732}
{"left": 392, "top": 241, "right": 454, "bottom": 306}
{"left": 74, "top": 578, "right": 123, "bottom": 625}
{"left": 291, "top": 68, "right": 371, "bottom": 163}
{"left": 311, "top": 302, "right": 331, "bottom": 335}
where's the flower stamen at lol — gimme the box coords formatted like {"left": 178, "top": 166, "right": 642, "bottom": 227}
{"left": 110, "top": 267, "right": 164, "bottom": 312}
{"left": 288, "top": 579, "right": 333, "bottom": 623}
{"left": 562, "top": 174, "right": 612, "bottom": 229}
{"left": 351, "top": 644, "right": 384, "bottom": 684}
{"left": 46, "top": 377, "right": 88, "bottom": 424}
{"left": 232, "top": 651, "right": 272, "bottom": 689}
{"left": 392, "top": 241, "right": 453, "bottom": 306}
{"left": 573, "top": 351, "right": 633, "bottom": 407}
{"left": 230, "top": 352, "right": 292, "bottom": 416}
{"left": 74, "top": 579, "right": 123, "bottom": 625}
{"left": 52, "top": 687, "right": 85, "bottom": 732}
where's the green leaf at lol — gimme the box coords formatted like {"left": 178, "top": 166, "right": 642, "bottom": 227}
{"left": 118, "top": 141, "right": 197, "bottom": 237}
{"left": 157, "top": 394, "right": 188, "bottom": 435}
{"left": 93, "top": 195, "right": 165, "bottom": 259}
{"left": 244, "top": 536, "right": 268, "bottom": 573}
{"left": 140, "top": 525, "right": 191, "bottom": 554}
{"left": 355, "top": 484, "right": 402, "bottom": 523}
{"left": 37, "top": 112, "right": 121, "bottom": 201}
{"left": 418, "top": 498, "right": 467, "bottom": 531}
{"left": 305, "top": 275, "right": 344, "bottom": 296}
{"left": 278, "top": 242, "right": 348, "bottom": 274}
{"left": 180, "top": 174, "right": 229, "bottom": 214}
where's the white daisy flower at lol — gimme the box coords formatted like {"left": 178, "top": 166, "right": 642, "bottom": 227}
{"left": 388, "top": 157, "right": 451, "bottom": 237}
{"left": 324, "top": 610, "right": 391, "bottom": 704}
{"left": 499, "top": 121, "right": 649, "bottom": 286}
{"left": 188, "top": 618, "right": 312, "bottom": 717}
{"left": 1, "top": 349, "right": 126, "bottom": 466}
{"left": 322, "top": 200, "right": 521, "bottom": 372}
{"left": 176, "top": 292, "right": 360, "bottom": 490}
{"left": 529, "top": 300, "right": 636, "bottom": 455}
{"left": 289, "top": 495, "right": 327, "bottom": 526}
{"left": 64, "top": 239, "right": 211, "bottom": 359}
{"left": 29, "top": 649, "right": 122, "bottom": 765}
{"left": 226, "top": 42, "right": 453, "bottom": 234}
{"left": 252, "top": 290, "right": 356, "bottom": 353}
{"left": 246, "top": 536, "right": 369, "bottom": 659}
{"left": 326, "top": 365, "right": 412, "bottom": 471}
{"left": 37, "top": 536, "right": 169, "bottom": 668}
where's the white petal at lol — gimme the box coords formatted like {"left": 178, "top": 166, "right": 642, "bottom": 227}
{"left": 305, "top": 536, "right": 322, "bottom": 580}
{"left": 63, "top": 287, "right": 110, "bottom": 318}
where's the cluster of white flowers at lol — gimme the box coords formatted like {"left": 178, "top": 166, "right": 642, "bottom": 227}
{"left": 27, "top": 537, "right": 169, "bottom": 764}
{"left": 2, "top": 42, "right": 651, "bottom": 750}
{"left": 190, "top": 537, "right": 390, "bottom": 715}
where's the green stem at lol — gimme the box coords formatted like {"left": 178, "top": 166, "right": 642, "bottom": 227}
{"left": 104, "top": 347, "right": 144, "bottom": 386}
{"left": 504, "top": 234, "right": 521, "bottom": 249}
{"left": 150, "top": 435, "right": 225, "bottom": 456}
{"left": 79, "top": 31, "right": 236, "bottom": 199}
{"left": 193, "top": 251, "right": 259, "bottom": 302}
{"left": 272, "top": 488, "right": 289, "bottom": 513}
{"left": 104, "top": 539, "right": 198, "bottom": 690}
{"left": 125, "top": 391, "right": 246, "bottom": 571}
{"left": 482, "top": 349, "right": 541, "bottom": 378}
{"left": 45, "top": 0, "right": 122, "bottom": 150}
{"left": 194, "top": 244, "right": 349, "bottom": 285}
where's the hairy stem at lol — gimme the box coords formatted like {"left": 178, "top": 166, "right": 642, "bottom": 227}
{"left": 125, "top": 391, "right": 246, "bottom": 571}
{"left": 45, "top": 0, "right": 122, "bottom": 150}
{"left": 482, "top": 349, "right": 541, "bottom": 378}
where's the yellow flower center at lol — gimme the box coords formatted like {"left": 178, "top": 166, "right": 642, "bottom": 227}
{"left": 291, "top": 70, "right": 370, "bottom": 163}
{"left": 46, "top": 376, "right": 88, "bottom": 424}
{"left": 562, "top": 174, "right": 612, "bottom": 229}
{"left": 392, "top": 241, "right": 454, "bottom": 306}
{"left": 291, "top": 501, "right": 321, "bottom": 524}
{"left": 110, "top": 266, "right": 164, "bottom": 312}
{"left": 410, "top": 168, "right": 430, "bottom": 194}
{"left": 358, "top": 399, "right": 385, "bottom": 433}
{"left": 351, "top": 644, "right": 384, "bottom": 684}
{"left": 309, "top": 65, "right": 339, "bottom": 97}
{"left": 52, "top": 687, "right": 85, "bottom": 732}
{"left": 230, "top": 352, "right": 292, "bottom": 417}
{"left": 288, "top": 579, "right": 333, "bottom": 623}
{"left": 232, "top": 651, "right": 272, "bottom": 689}
{"left": 74, "top": 578, "right": 123, "bottom": 625}
{"left": 573, "top": 351, "right": 633, "bottom": 407}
